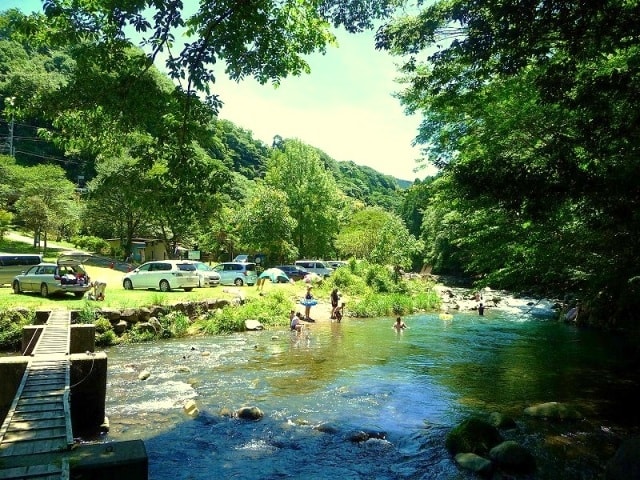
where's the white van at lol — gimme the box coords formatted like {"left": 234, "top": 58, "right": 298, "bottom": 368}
{"left": 294, "top": 260, "right": 333, "bottom": 278}
{"left": 0, "top": 253, "right": 43, "bottom": 286}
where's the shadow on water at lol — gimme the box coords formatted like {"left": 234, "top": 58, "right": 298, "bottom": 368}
{"left": 101, "top": 311, "right": 640, "bottom": 479}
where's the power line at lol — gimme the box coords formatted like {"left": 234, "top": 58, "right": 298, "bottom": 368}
{"left": 14, "top": 149, "right": 82, "bottom": 165}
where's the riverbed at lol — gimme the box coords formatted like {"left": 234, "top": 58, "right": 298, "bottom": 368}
{"left": 102, "top": 307, "right": 640, "bottom": 479}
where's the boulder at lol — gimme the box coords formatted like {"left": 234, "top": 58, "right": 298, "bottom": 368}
{"left": 235, "top": 406, "right": 263, "bottom": 421}
{"left": 138, "top": 307, "right": 152, "bottom": 322}
{"left": 135, "top": 322, "right": 157, "bottom": 335}
{"left": 99, "top": 308, "right": 122, "bottom": 321}
{"left": 183, "top": 399, "right": 199, "bottom": 417}
{"left": 112, "top": 320, "right": 128, "bottom": 335}
{"left": 605, "top": 436, "right": 640, "bottom": 480}
{"left": 138, "top": 369, "right": 151, "bottom": 381}
{"left": 489, "top": 440, "right": 536, "bottom": 473}
{"left": 148, "top": 317, "right": 163, "bottom": 334}
{"left": 454, "top": 452, "right": 493, "bottom": 476}
{"left": 523, "top": 401, "right": 582, "bottom": 421}
{"left": 445, "top": 417, "right": 503, "bottom": 456}
{"left": 120, "top": 308, "right": 140, "bottom": 324}
{"left": 489, "top": 412, "right": 517, "bottom": 430}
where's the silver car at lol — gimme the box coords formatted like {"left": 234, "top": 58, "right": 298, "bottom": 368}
{"left": 191, "top": 261, "right": 221, "bottom": 287}
{"left": 123, "top": 260, "right": 199, "bottom": 292}
{"left": 11, "top": 253, "right": 92, "bottom": 298}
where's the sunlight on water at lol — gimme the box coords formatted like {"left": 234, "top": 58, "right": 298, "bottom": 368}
{"left": 102, "top": 310, "right": 639, "bottom": 479}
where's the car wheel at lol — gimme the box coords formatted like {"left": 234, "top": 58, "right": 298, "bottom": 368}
{"left": 12, "top": 281, "right": 21, "bottom": 294}
{"left": 123, "top": 279, "right": 133, "bottom": 290}
{"left": 159, "top": 279, "right": 171, "bottom": 292}
{"left": 234, "top": 278, "right": 244, "bottom": 286}
{"left": 40, "top": 283, "right": 49, "bottom": 298}
{"left": 184, "top": 288, "right": 193, "bottom": 292}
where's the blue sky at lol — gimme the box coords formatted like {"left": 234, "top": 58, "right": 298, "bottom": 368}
{"left": 5, "top": 1, "right": 433, "bottom": 181}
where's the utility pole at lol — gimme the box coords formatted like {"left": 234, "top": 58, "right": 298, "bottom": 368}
{"left": 6, "top": 96, "right": 15, "bottom": 157}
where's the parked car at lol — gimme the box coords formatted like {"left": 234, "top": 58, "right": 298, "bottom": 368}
{"left": 212, "top": 262, "right": 258, "bottom": 286}
{"left": 0, "top": 253, "right": 42, "bottom": 286}
{"left": 11, "top": 252, "right": 91, "bottom": 298}
{"left": 327, "top": 260, "right": 348, "bottom": 269}
{"left": 232, "top": 253, "right": 266, "bottom": 266}
{"left": 273, "top": 265, "right": 308, "bottom": 281}
{"left": 191, "top": 261, "right": 221, "bottom": 287}
{"left": 294, "top": 260, "right": 334, "bottom": 278}
{"left": 123, "top": 260, "right": 199, "bottom": 292}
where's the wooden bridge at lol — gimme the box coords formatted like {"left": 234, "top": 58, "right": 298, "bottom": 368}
{"left": 0, "top": 309, "right": 73, "bottom": 479}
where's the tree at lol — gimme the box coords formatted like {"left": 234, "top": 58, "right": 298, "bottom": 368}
{"left": 13, "top": 163, "right": 76, "bottom": 252}
{"left": 265, "top": 139, "right": 340, "bottom": 258}
{"left": 377, "top": 1, "right": 640, "bottom": 323}
{"left": 238, "top": 183, "right": 298, "bottom": 262}
{"left": 336, "top": 206, "right": 422, "bottom": 272}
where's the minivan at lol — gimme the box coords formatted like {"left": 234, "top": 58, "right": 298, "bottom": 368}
{"left": 0, "top": 253, "right": 43, "bottom": 286}
{"left": 294, "top": 260, "right": 333, "bottom": 278}
{"left": 213, "top": 262, "right": 258, "bottom": 286}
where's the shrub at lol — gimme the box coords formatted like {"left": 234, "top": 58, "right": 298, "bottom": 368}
{"left": 76, "top": 303, "right": 98, "bottom": 324}
{"left": 197, "top": 290, "right": 292, "bottom": 334}
{"left": 71, "top": 235, "right": 110, "bottom": 255}
{"left": 0, "top": 309, "right": 33, "bottom": 351}
{"left": 94, "top": 317, "right": 112, "bottom": 334}
{"left": 160, "top": 311, "right": 191, "bottom": 338}
{"left": 96, "top": 330, "right": 118, "bottom": 347}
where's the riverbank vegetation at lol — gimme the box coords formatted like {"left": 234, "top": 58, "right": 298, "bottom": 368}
{"left": 1, "top": 2, "right": 639, "bottom": 332}
{"left": 0, "top": 259, "right": 440, "bottom": 350}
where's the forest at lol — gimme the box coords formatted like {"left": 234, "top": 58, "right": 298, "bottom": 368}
{"left": 1, "top": 0, "right": 639, "bottom": 331}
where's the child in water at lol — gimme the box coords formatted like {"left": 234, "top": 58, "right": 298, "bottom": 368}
{"left": 393, "top": 317, "right": 407, "bottom": 330}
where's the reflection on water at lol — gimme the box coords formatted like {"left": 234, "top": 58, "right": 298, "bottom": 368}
{"left": 103, "top": 310, "right": 640, "bottom": 479}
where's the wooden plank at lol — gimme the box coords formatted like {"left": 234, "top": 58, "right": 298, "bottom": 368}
{"left": 2, "top": 427, "right": 67, "bottom": 443}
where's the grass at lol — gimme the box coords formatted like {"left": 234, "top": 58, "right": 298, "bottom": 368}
{"left": 0, "top": 263, "right": 314, "bottom": 311}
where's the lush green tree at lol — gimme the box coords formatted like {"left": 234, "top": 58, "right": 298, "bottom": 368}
{"left": 238, "top": 183, "right": 298, "bottom": 263}
{"left": 378, "top": 0, "right": 640, "bottom": 323}
{"left": 13, "top": 163, "right": 76, "bottom": 251}
{"left": 0, "top": 209, "right": 12, "bottom": 239}
{"left": 265, "top": 139, "right": 340, "bottom": 258}
{"left": 335, "top": 206, "right": 390, "bottom": 259}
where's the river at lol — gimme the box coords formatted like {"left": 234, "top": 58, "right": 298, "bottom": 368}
{"left": 101, "top": 307, "right": 640, "bottom": 479}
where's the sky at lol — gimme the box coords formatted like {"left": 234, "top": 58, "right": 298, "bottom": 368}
{"left": 5, "top": 0, "right": 433, "bottom": 181}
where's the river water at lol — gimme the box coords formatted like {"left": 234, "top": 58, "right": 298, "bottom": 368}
{"left": 101, "top": 308, "right": 640, "bottom": 479}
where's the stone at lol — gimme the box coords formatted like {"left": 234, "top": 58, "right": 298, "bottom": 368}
{"left": 98, "top": 308, "right": 121, "bottom": 321}
{"left": 138, "top": 307, "right": 152, "bottom": 322}
{"left": 235, "top": 406, "right": 263, "bottom": 421}
{"left": 135, "top": 322, "right": 157, "bottom": 335}
{"left": 489, "top": 412, "right": 517, "bottom": 430}
{"left": 445, "top": 417, "right": 503, "bottom": 456}
{"left": 138, "top": 369, "right": 151, "bottom": 380}
{"left": 112, "top": 320, "right": 128, "bottom": 335}
{"left": 120, "top": 308, "right": 140, "bottom": 324}
{"left": 489, "top": 440, "right": 536, "bottom": 473}
{"left": 454, "top": 452, "right": 493, "bottom": 476}
{"left": 183, "top": 399, "right": 199, "bottom": 417}
{"left": 523, "top": 401, "right": 582, "bottom": 421}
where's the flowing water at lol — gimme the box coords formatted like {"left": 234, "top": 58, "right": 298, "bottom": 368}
{"left": 101, "top": 308, "right": 640, "bottom": 479}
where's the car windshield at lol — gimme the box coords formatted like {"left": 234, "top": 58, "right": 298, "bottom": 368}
{"left": 177, "top": 263, "right": 196, "bottom": 271}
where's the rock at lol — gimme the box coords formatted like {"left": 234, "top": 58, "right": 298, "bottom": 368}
{"left": 347, "top": 431, "right": 369, "bottom": 443}
{"left": 445, "top": 417, "right": 503, "bottom": 456}
{"left": 112, "top": 320, "right": 128, "bottom": 335}
{"left": 120, "top": 308, "right": 139, "bottom": 324}
{"left": 245, "top": 319, "right": 264, "bottom": 330}
{"left": 454, "top": 452, "right": 493, "bottom": 476}
{"left": 315, "top": 423, "right": 339, "bottom": 434}
{"left": 135, "top": 322, "right": 157, "bottom": 335}
{"left": 523, "top": 401, "right": 582, "bottom": 421}
{"left": 175, "top": 366, "right": 191, "bottom": 373}
{"left": 605, "top": 436, "right": 640, "bottom": 480}
{"left": 148, "top": 316, "right": 162, "bottom": 334}
{"left": 489, "top": 412, "right": 517, "bottom": 430}
{"left": 183, "top": 399, "right": 199, "bottom": 417}
{"left": 235, "top": 406, "right": 263, "bottom": 421}
{"left": 99, "top": 308, "right": 122, "bottom": 321}
{"left": 138, "top": 369, "right": 151, "bottom": 380}
{"left": 138, "top": 307, "right": 152, "bottom": 322}
{"left": 489, "top": 440, "right": 536, "bottom": 473}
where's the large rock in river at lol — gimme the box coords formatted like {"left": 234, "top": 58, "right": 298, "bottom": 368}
{"left": 605, "top": 436, "right": 640, "bottom": 480}
{"left": 445, "top": 417, "right": 503, "bottom": 456}
{"left": 489, "top": 440, "right": 536, "bottom": 474}
{"left": 523, "top": 401, "right": 582, "bottom": 421}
